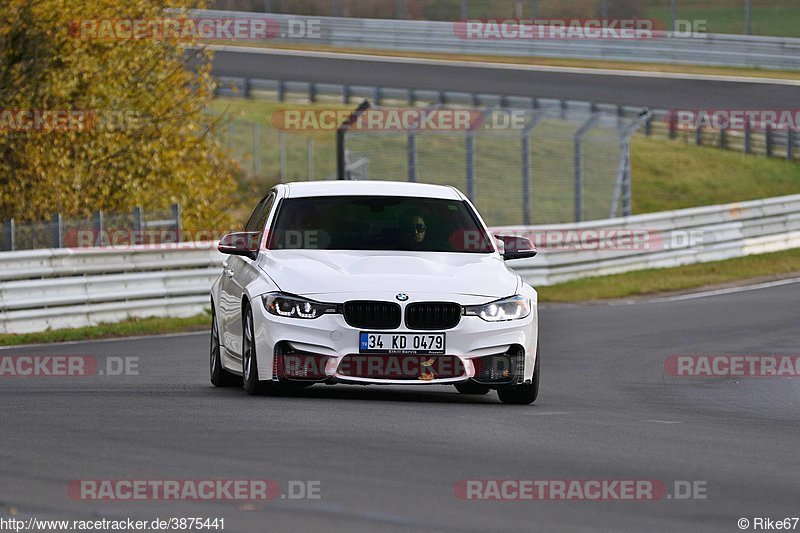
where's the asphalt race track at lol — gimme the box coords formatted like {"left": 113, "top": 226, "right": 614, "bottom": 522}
{"left": 206, "top": 48, "right": 800, "bottom": 109}
{"left": 2, "top": 281, "right": 799, "bottom": 532}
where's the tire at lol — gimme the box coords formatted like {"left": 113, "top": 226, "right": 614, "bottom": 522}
{"left": 242, "top": 303, "right": 271, "bottom": 396}
{"left": 210, "top": 305, "right": 240, "bottom": 387}
{"left": 454, "top": 382, "right": 491, "bottom": 395}
{"left": 497, "top": 346, "right": 540, "bottom": 405}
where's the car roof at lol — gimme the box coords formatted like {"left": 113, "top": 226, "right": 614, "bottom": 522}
{"left": 282, "top": 180, "right": 463, "bottom": 200}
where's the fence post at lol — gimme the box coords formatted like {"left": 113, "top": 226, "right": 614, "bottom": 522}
{"left": 279, "top": 130, "right": 287, "bottom": 181}
{"left": 671, "top": 0, "right": 678, "bottom": 32}
{"left": 336, "top": 101, "right": 371, "bottom": 180}
{"left": 3, "top": 218, "right": 15, "bottom": 251}
{"left": 521, "top": 129, "right": 532, "bottom": 225}
{"left": 243, "top": 78, "right": 251, "bottom": 98}
{"left": 132, "top": 206, "right": 143, "bottom": 246}
{"left": 788, "top": 129, "right": 795, "bottom": 161}
{"left": 332, "top": 0, "right": 340, "bottom": 17}
{"left": 719, "top": 127, "right": 727, "bottom": 149}
{"left": 574, "top": 113, "right": 601, "bottom": 222}
{"left": 307, "top": 136, "right": 315, "bottom": 179}
{"left": 92, "top": 210, "right": 105, "bottom": 247}
{"left": 611, "top": 108, "right": 652, "bottom": 218}
{"left": 51, "top": 213, "right": 63, "bottom": 249}
{"left": 745, "top": 0, "right": 752, "bottom": 35}
{"left": 461, "top": 0, "right": 468, "bottom": 19}
{"left": 171, "top": 204, "right": 182, "bottom": 242}
{"left": 343, "top": 84, "right": 351, "bottom": 104}
{"left": 253, "top": 122, "right": 260, "bottom": 176}
{"left": 465, "top": 130, "right": 475, "bottom": 202}
{"left": 374, "top": 87, "right": 383, "bottom": 106}
{"left": 407, "top": 131, "right": 417, "bottom": 182}
{"left": 396, "top": 0, "right": 405, "bottom": 19}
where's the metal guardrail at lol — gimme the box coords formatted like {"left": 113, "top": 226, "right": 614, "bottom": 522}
{"left": 194, "top": 10, "right": 800, "bottom": 70}
{"left": 0, "top": 244, "right": 222, "bottom": 334}
{"left": 3, "top": 194, "right": 800, "bottom": 334}
{"left": 499, "top": 194, "right": 800, "bottom": 285}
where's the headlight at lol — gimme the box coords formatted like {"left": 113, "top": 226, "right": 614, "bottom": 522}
{"left": 262, "top": 293, "right": 337, "bottom": 320}
{"left": 464, "top": 295, "right": 531, "bottom": 322}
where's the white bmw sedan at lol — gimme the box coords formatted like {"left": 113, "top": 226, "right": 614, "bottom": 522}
{"left": 210, "top": 181, "right": 540, "bottom": 404}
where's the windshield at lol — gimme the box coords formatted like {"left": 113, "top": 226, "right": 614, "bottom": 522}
{"left": 268, "top": 195, "right": 494, "bottom": 253}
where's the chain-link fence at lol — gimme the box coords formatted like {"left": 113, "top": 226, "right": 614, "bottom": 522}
{"left": 340, "top": 105, "right": 646, "bottom": 226}
{"left": 1, "top": 205, "right": 182, "bottom": 252}
{"left": 209, "top": 0, "right": 800, "bottom": 37}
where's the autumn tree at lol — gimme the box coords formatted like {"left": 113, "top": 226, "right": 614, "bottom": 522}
{"left": 0, "top": 0, "right": 240, "bottom": 231}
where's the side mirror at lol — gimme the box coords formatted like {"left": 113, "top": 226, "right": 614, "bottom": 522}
{"left": 218, "top": 231, "right": 261, "bottom": 260}
{"left": 494, "top": 234, "right": 537, "bottom": 261}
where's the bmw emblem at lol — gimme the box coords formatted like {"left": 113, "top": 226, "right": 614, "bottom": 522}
{"left": 396, "top": 293, "right": 409, "bottom": 301}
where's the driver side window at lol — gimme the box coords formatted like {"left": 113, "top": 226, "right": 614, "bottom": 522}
{"left": 244, "top": 192, "right": 276, "bottom": 233}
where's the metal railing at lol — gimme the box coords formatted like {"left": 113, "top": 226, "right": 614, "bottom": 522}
{"left": 3, "top": 193, "right": 800, "bottom": 334}
{"left": 195, "top": 10, "right": 800, "bottom": 70}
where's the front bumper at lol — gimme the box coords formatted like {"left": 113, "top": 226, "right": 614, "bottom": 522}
{"left": 251, "top": 294, "right": 538, "bottom": 385}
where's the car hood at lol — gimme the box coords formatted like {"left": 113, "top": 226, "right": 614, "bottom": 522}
{"left": 260, "top": 250, "right": 519, "bottom": 298}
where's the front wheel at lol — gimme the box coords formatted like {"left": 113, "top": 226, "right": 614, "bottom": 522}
{"left": 210, "top": 305, "right": 240, "bottom": 387}
{"left": 497, "top": 346, "right": 540, "bottom": 405}
{"left": 242, "top": 304, "right": 271, "bottom": 395}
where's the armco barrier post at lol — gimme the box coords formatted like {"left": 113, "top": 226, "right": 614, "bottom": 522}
{"left": 766, "top": 127, "right": 773, "bottom": 157}
{"left": 744, "top": 124, "right": 752, "bottom": 154}
{"left": 788, "top": 130, "right": 795, "bottom": 161}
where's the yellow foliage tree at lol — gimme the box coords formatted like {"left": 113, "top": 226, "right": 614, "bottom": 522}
{"left": 0, "top": 0, "right": 239, "bottom": 231}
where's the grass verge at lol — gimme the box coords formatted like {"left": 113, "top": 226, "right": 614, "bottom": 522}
{"left": 0, "top": 314, "right": 210, "bottom": 347}
{"left": 537, "top": 247, "right": 800, "bottom": 302}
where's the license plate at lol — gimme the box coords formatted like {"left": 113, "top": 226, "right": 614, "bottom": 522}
{"left": 359, "top": 332, "right": 445, "bottom": 354}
